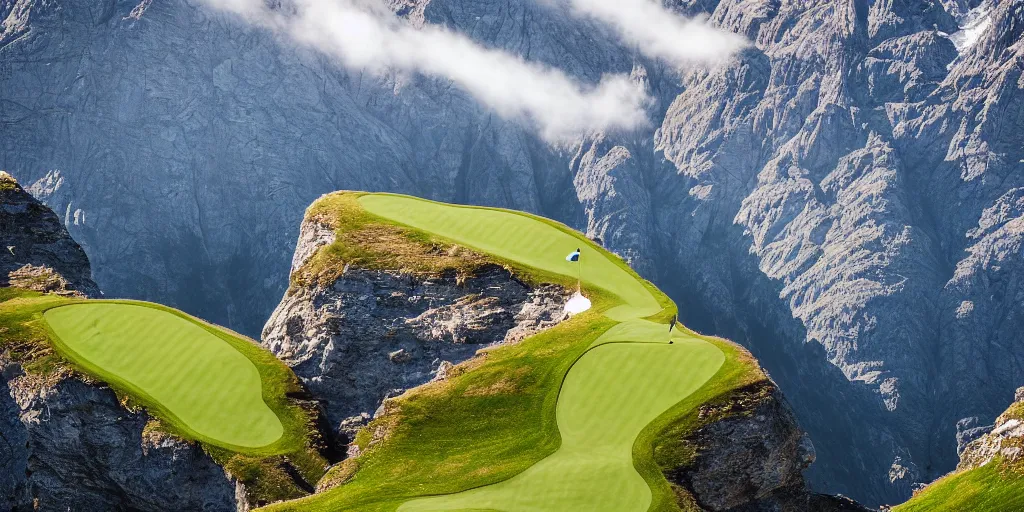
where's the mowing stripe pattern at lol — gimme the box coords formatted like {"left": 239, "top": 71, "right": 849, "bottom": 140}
{"left": 44, "top": 303, "right": 284, "bottom": 448}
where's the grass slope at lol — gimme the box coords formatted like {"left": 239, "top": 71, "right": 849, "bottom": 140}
{"left": 0, "top": 290, "right": 328, "bottom": 504}
{"left": 894, "top": 461, "right": 1024, "bottom": 512}
{"left": 357, "top": 194, "right": 660, "bottom": 320}
{"left": 895, "top": 401, "right": 1024, "bottom": 512}
{"left": 44, "top": 303, "right": 283, "bottom": 449}
{"left": 401, "top": 341, "right": 724, "bottom": 512}
{"left": 264, "top": 192, "right": 765, "bottom": 512}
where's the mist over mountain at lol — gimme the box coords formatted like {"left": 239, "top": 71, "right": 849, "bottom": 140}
{"left": 3, "top": 0, "right": 1024, "bottom": 506}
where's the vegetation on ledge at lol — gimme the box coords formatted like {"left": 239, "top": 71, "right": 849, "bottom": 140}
{"left": 0, "top": 288, "right": 330, "bottom": 507}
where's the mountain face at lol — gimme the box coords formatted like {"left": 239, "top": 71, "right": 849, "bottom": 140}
{"left": 2, "top": 0, "right": 1024, "bottom": 506}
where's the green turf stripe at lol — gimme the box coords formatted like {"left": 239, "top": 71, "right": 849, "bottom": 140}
{"left": 44, "top": 303, "right": 284, "bottom": 448}
{"left": 399, "top": 343, "right": 724, "bottom": 512}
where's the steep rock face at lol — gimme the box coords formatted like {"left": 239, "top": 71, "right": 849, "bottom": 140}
{"left": 264, "top": 253, "right": 567, "bottom": 431}
{"left": 638, "top": 0, "right": 1024, "bottom": 504}
{"left": 5, "top": 0, "right": 1024, "bottom": 505}
{"left": 666, "top": 380, "right": 872, "bottom": 512}
{"left": 0, "top": 361, "right": 238, "bottom": 511}
{"left": 0, "top": 172, "right": 98, "bottom": 297}
{"left": 0, "top": 0, "right": 595, "bottom": 335}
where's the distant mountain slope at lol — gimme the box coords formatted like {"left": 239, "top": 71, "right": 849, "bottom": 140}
{"left": 3, "top": 0, "right": 1024, "bottom": 505}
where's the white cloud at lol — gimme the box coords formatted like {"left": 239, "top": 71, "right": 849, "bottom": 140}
{"left": 557, "top": 0, "right": 748, "bottom": 67}
{"left": 200, "top": 0, "right": 651, "bottom": 141}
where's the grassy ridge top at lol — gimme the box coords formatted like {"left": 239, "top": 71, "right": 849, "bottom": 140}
{"left": 358, "top": 194, "right": 661, "bottom": 320}
{"left": 265, "top": 192, "right": 768, "bottom": 512}
{"left": 0, "top": 290, "right": 329, "bottom": 505}
{"left": 294, "top": 192, "right": 672, "bottom": 322}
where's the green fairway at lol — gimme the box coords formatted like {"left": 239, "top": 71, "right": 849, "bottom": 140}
{"left": 358, "top": 194, "right": 661, "bottom": 321}
{"left": 401, "top": 338, "right": 723, "bottom": 512}
{"left": 353, "top": 193, "right": 725, "bottom": 512}
{"left": 44, "top": 303, "right": 284, "bottom": 449}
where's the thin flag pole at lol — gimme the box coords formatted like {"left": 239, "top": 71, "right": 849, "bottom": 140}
{"left": 566, "top": 248, "right": 582, "bottom": 293}
{"left": 577, "top": 248, "right": 582, "bottom": 292}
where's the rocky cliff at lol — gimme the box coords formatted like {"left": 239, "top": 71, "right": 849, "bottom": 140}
{"left": 0, "top": 362, "right": 238, "bottom": 511}
{"left": 956, "top": 386, "right": 1024, "bottom": 473}
{"left": 666, "top": 380, "right": 871, "bottom": 512}
{"left": 4, "top": 0, "right": 1024, "bottom": 505}
{"left": 0, "top": 172, "right": 98, "bottom": 297}
{"left": 263, "top": 213, "right": 568, "bottom": 441}
{"left": 0, "top": 175, "right": 239, "bottom": 511}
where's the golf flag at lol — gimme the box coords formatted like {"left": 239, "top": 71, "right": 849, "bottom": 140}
{"left": 566, "top": 249, "right": 581, "bottom": 262}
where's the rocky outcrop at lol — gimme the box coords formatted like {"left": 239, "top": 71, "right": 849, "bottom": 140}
{"left": 263, "top": 262, "right": 567, "bottom": 433}
{"left": 0, "top": 172, "right": 98, "bottom": 297}
{"left": 905, "top": 385, "right": 1024, "bottom": 508}
{"left": 0, "top": 179, "right": 240, "bottom": 510}
{"left": 956, "top": 386, "right": 1024, "bottom": 472}
{"left": 0, "top": 360, "right": 237, "bottom": 511}
{"left": 667, "top": 380, "right": 873, "bottom": 512}
{"left": 5, "top": 0, "right": 1024, "bottom": 505}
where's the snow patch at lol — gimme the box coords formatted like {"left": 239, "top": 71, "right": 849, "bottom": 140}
{"left": 563, "top": 292, "right": 592, "bottom": 316}
{"left": 949, "top": 1, "right": 994, "bottom": 53}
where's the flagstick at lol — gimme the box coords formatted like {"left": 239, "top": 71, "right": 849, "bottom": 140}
{"left": 577, "top": 252, "right": 582, "bottom": 293}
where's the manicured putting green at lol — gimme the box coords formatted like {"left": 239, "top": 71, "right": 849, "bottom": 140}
{"left": 360, "top": 193, "right": 726, "bottom": 512}
{"left": 358, "top": 194, "right": 661, "bottom": 320}
{"left": 401, "top": 340, "right": 724, "bottom": 512}
{"left": 43, "top": 303, "right": 284, "bottom": 448}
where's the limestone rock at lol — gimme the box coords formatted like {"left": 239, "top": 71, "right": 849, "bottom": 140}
{"left": 0, "top": 363, "right": 237, "bottom": 511}
{"left": 958, "top": 391, "right": 1024, "bottom": 471}
{"left": 665, "top": 380, "right": 873, "bottom": 512}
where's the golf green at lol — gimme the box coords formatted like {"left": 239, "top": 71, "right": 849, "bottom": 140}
{"left": 359, "top": 193, "right": 726, "bottom": 512}
{"left": 401, "top": 338, "right": 723, "bottom": 512}
{"left": 43, "top": 303, "right": 284, "bottom": 449}
{"left": 358, "top": 194, "right": 661, "bottom": 321}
